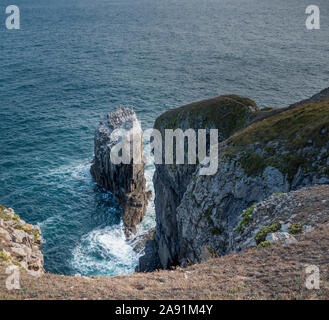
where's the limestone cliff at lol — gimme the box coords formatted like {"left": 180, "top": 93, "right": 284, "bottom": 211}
{"left": 0, "top": 205, "right": 44, "bottom": 275}
{"left": 139, "top": 95, "right": 262, "bottom": 270}
{"left": 176, "top": 95, "right": 329, "bottom": 264}
{"left": 139, "top": 89, "right": 329, "bottom": 271}
{"left": 90, "top": 107, "right": 150, "bottom": 236}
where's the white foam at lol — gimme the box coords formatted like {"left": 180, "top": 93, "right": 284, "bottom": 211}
{"left": 137, "top": 138, "right": 156, "bottom": 234}
{"left": 70, "top": 222, "right": 140, "bottom": 276}
{"left": 45, "top": 160, "right": 92, "bottom": 182}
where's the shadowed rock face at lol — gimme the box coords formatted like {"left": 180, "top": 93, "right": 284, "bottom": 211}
{"left": 90, "top": 107, "right": 150, "bottom": 236}
{"left": 138, "top": 95, "right": 260, "bottom": 271}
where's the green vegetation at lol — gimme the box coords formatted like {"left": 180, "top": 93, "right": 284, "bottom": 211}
{"left": 235, "top": 203, "right": 256, "bottom": 234}
{"left": 0, "top": 251, "right": 11, "bottom": 261}
{"left": 224, "top": 99, "right": 329, "bottom": 182}
{"left": 0, "top": 251, "right": 22, "bottom": 268}
{"left": 15, "top": 222, "right": 24, "bottom": 230}
{"left": 272, "top": 192, "right": 283, "bottom": 197}
{"left": 289, "top": 223, "right": 303, "bottom": 235}
{"left": 257, "top": 241, "right": 272, "bottom": 248}
{"left": 261, "top": 107, "right": 274, "bottom": 111}
{"left": 33, "top": 231, "right": 39, "bottom": 243}
{"left": 254, "top": 222, "right": 281, "bottom": 245}
{"left": 0, "top": 205, "right": 38, "bottom": 238}
{"left": 211, "top": 227, "right": 221, "bottom": 236}
{"left": 203, "top": 208, "right": 215, "bottom": 226}
{"left": 229, "top": 100, "right": 329, "bottom": 148}
{"left": 207, "top": 247, "right": 215, "bottom": 257}
{"left": 154, "top": 95, "right": 258, "bottom": 139}
{"left": 0, "top": 207, "right": 11, "bottom": 221}
{"left": 239, "top": 152, "right": 266, "bottom": 177}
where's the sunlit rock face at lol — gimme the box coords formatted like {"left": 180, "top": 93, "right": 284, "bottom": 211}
{"left": 0, "top": 205, "right": 44, "bottom": 276}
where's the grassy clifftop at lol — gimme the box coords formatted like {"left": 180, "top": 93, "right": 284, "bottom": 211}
{"left": 223, "top": 98, "right": 329, "bottom": 181}
{"left": 154, "top": 95, "right": 260, "bottom": 138}
{"left": 229, "top": 98, "right": 329, "bottom": 149}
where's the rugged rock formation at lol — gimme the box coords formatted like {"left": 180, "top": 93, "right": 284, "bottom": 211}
{"left": 0, "top": 205, "right": 44, "bottom": 275}
{"left": 139, "top": 95, "right": 262, "bottom": 270}
{"left": 231, "top": 185, "right": 329, "bottom": 251}
{"left": 90, "top": 107, "right": 150, "bottom": 236}
{"left": 139, "top": 90, "right": 329, "bottom": 271}
{"left": 177, "top": 95, "right": 329, "bottom": 265}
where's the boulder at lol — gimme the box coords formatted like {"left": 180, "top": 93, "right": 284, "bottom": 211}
{"left": 265, "top": 232, "right": 297, "bottom": 244}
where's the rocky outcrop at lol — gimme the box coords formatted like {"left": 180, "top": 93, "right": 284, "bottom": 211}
{"left": 139, "top": 95, "right": 262, "bottom": 270}
{"left": 177, "top": 96, "right": 329, "bottom": 265}
{"left": 0, "top": 205, "right": 44, "bottom": 276}
{"left": 231, "top": 184, "right": 329, "bottom": 251}
{"left": 139, "top": 90, "right": 329, "bottom": 271}
{"left": 91, "top": 107, "right": 150, "bottom": 236}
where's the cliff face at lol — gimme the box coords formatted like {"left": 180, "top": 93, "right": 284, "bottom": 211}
{"left": 177, "top": 96, "right": 329, "bottom": 264}
{"left": 139, "top": 95, "right": 261, "bottom": 270}
{"left": 139, "top": 90, "right": 329, "bottom": 270}
{"left": 90, "top": 107, "right": 150, "bottom": 236}
{"left": 0, "top": 206, "right": 44, "bottom": 275}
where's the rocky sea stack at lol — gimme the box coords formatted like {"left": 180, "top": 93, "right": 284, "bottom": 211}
{"left": 90, "top": 107, "right": 150, "bottom": 236}
{"left": 139, "top": 89, "right": 329, "bottom": 271}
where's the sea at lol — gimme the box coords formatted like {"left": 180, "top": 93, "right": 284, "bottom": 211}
{"left": 0, "top": 0, "right": 328, "bottom": 276}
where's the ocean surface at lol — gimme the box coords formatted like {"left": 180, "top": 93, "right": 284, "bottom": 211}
{"left": 0, "top": 0, "right": 328, "bottom": 276}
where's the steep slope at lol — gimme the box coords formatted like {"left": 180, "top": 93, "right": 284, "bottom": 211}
{"left": 177, "top": 97, "right": 329, "bottom": 264}
{"left": 139, "top": 95, "right": 262, "bottom": 271}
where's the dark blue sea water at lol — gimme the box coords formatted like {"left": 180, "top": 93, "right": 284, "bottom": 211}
{"left": 0, "top": 0, "right": 328, "bottom": 276}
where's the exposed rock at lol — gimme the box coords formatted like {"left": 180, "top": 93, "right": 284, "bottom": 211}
{"left": 140, "top": 90, "right": 329, "bottom": 271}
{"left": 265, "top": 232, "right": 297, "bottom": 244}
{"left": 0, "top": 205, "right": 44, "bottom": 276}
{"left": 231, "top": 185, "right": 329, "bottom": 251}
{"left": 177, "top": 96, "right": 329, "bottom": 265}
{"left": 139, "top": 95, "right": 261, "bottom": 270}
{"left": 131, "top": 228, "right": 155, "bottom": 254}
{"left": 136, "top": 238, "right": 161, "bottom": 272}
{"left": 90, "top": 107, "right": 150, "bottom": 236}
{"left": 0, "top": 228, "right": 11, "bottom": 242}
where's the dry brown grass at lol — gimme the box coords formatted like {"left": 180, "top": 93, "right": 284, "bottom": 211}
{"left": 0, "top": 223, "right": 328, "bottom": 300}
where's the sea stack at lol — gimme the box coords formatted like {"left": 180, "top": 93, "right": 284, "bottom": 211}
{"left": 90, "top": 107, "right": 150, "bottom": 236}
